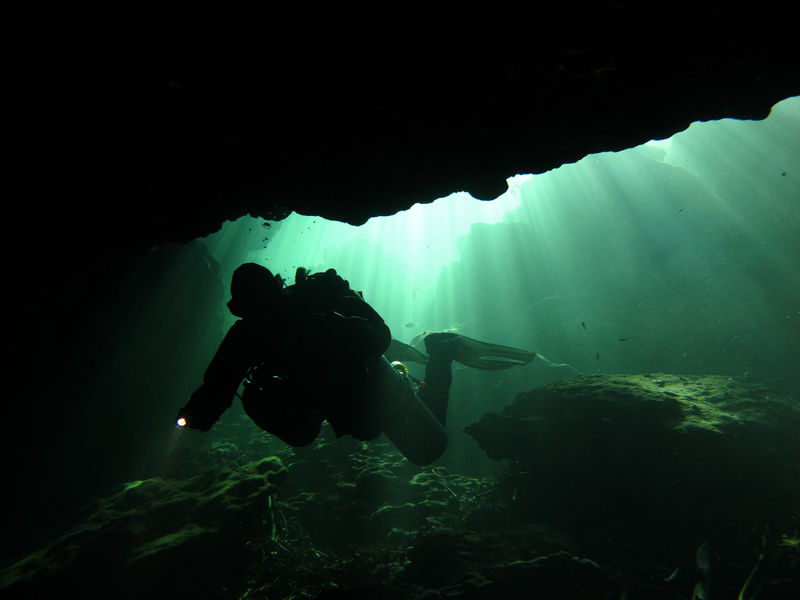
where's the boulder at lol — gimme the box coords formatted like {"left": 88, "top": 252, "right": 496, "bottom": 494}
{"left": 465, "top": 373, "right": 800, "bottom": 540}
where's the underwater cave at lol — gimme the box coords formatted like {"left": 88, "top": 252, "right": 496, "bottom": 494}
{"left": 5, "top": 8, "right": 800, "bottom": 599}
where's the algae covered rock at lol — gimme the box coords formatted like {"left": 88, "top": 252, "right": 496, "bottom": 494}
{"left": 464, "top": 373, "right": 800, "bottom": 537}
{"left": 0, "top": 456, "right": 287, "bottom": 598}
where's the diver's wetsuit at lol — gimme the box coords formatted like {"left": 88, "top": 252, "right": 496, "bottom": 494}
{"left": 181, "top": 268, "right": 456, "bottom": 452}
{"left": 180, "top": 265, "right": 538, "bottom": 465}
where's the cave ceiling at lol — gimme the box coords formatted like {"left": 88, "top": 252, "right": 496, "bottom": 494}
{"left": 11, "top": 6, "right": 800, "bottom": 270}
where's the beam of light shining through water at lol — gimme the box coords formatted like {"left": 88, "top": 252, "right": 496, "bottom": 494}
{"left": 200, "top": 96, "right": 800, "bottom": 410}
{"left": 203, "top": 181, "right": 526, "bottom": 343}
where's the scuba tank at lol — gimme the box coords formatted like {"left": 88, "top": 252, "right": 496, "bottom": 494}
{"left": 364, "top": 356, "right": 448, "bottom": 466}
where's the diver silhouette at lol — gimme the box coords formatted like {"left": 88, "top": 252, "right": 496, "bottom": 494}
{"left": 176, "top": 263, "right": 536, "bottom": 465}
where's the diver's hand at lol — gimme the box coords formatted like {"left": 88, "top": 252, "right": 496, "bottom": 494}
{"left": 176, "top": 385, "right": 227, "bottom": 432}
{"left": 175, "top": 404, "right": 217, "bottom": 432}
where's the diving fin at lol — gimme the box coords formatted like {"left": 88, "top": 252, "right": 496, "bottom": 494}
{"left": 424, "top": 333, "right": 536, "bottom": 370}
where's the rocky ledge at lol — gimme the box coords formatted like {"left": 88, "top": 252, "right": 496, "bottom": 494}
{"left": 465, "top": 373, "right": 800, "bottom": 540}
{"left": 0, "top": 457, "right": 287, "bottom": 598}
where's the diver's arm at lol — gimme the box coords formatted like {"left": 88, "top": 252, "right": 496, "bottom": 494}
{"left": 330, "top": 296, "right": 392, "bottom": 357}
{"left": 177, "top": 320, "right": 257, "bottom": 431}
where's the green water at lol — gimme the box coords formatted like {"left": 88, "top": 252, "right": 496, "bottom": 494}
{"left": 199, "top": 95, "right": 800, "bottom": 470}
{"left": 5, "top": 95, "right": 799, "bottom": 600}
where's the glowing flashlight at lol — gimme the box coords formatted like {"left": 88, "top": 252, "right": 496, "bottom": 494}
{"left": 176, "top": 417, "right": 187, "bottom": 428}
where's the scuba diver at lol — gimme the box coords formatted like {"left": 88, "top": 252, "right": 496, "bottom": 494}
{"left": 176, "top": 263, "right": 536, "bottom": 465}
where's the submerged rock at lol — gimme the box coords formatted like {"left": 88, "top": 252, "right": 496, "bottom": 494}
{"left": 464, "top": 373, "right": 800, "bottom": 539}
{"left": 5, "top": 376, "right": 797, "bottom": 599}
{"left": 0, "top": 457, "right": 287, "bottom": 598}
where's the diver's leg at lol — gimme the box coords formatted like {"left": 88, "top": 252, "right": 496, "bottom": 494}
{"left": 420, "top": 331, "right": 537, "bottom": 424}
{"left": 241, "top": 380, "right": 322, "bottom": 447}
{"left": 421, "top": 333, "right": 456, "bottom": 425}
{"left": 386, "top": 338, "right": 430, "bottom": 365}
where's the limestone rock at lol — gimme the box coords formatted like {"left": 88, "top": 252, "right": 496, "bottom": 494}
{"left": 0, "top": 457, "right": 287, "bottom": 597}
{"left": 465, "top": 373, "right": 800, "bottom": 538}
